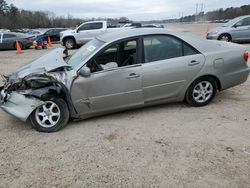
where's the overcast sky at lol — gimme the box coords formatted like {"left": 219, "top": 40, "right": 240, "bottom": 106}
{"left": 5, "top": 0, "right": 250, "bottom": 21}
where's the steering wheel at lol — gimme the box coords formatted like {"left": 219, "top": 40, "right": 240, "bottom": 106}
{"left": 92, "top": 59, "right": 103, "bottom": 72}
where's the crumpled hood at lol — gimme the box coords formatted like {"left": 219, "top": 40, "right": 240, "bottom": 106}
{"left": 10, "top": 48, "right": 71, "bottom": 80}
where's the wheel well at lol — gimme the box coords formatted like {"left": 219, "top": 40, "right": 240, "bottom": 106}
{"left": 30, "top": 85, "right": 77, "bottom": 118}
{"left": 194, "top": 75, "right": 221, "bottom": 91}
{"left": 218, "top": 33, "right": 232, "bottom": 40}
{"left": 62, "top": 36, "right": 76, "bottom": 45}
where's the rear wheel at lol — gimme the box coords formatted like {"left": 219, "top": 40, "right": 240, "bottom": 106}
{"left": 64, "top": 38, "right": 76, "bottom": 49}
{"left": 218, "top": 34, "right": 232, "bottom": 42}
{"left": 185, "top": 77, "right": 217, "bottom": 107}
{"left": 30, "top": 97, "right": 69, "bottom": 132}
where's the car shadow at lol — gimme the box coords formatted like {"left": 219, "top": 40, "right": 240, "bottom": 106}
{"left": 66, "top": 102, "right": 191, "bottom": 129}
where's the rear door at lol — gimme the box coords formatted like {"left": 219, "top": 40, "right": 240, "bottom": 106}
{"left": 141, "top": 35, "right": 205, "bottom": 103}
{"left": 2, "top": 34, "right": 16, "bottom": 50}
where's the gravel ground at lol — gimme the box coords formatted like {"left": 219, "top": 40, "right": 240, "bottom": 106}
{"left": 0, "top": 24, "right": 250, "bottom": 188}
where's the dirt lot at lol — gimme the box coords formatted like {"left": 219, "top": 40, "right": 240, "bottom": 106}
{"left": 0, "top": 24, "right": 250, "bottom": 188}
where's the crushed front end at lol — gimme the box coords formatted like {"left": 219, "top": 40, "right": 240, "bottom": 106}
{"left": 0, "top": 70, "right": 69, "bottom": 122}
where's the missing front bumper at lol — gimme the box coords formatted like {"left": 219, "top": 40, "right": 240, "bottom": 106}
{"left": 0, "top": 92, "right": 44, "bottom": 121}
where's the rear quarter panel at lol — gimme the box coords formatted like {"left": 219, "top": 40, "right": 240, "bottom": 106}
{"left": 200, "top": 44, "right": 249, "bottom": 90}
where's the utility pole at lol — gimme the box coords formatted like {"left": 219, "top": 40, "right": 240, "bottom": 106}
{"left": 195, "top": 3, "right": 198, "bottom": 22}
{"left": 200, "top": 3, "right": 203, "bottom": 13}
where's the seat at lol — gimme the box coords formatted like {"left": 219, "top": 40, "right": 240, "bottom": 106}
{"left": 100, "top": 62, "right": 118, "bottom": 70}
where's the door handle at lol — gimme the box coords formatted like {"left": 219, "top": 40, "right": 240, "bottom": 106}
{"left": 127, "top": 73, "right": 140, "bottom": 79}
{"left": 189, "top": 60, "right": 200, "bottom": 66}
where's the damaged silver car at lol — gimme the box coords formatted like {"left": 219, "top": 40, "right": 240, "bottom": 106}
{"left": 1, "top": 29, "right": 249, "bottom": 132}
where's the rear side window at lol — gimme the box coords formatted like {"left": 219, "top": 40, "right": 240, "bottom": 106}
{"left": 90, "top": 23, "right": 103, "bottom": 30}
{"left": 143, "top": 35, "right": 199, "bottom": 63}
{"left": 183, "top": 43, "right": 199, "bottom": 56}
{"left": 78, "top": 22, "right": 103, "bottom": 31}
{"left": 3, "top": 34, "right": 16, "bottom": 39}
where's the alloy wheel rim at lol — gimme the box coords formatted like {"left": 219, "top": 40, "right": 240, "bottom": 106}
{"left": 35, "top": 101, "right": 60, "bottom": 128}
{"left": 65, "top": 40, "right": 73, "bottom": 48}
{"left": 220, "top": 36, "right": 229, "bottom": 42}
{"left": 192, "top": 81, "right": 213, "bottom": 103}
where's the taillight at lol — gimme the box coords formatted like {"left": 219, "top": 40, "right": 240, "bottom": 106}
{"left": 244, "top": 51, "right": 249, "bottom": 62}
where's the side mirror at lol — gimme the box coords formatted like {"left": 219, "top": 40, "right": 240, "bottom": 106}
{"left": 79, "top": 67, "right": 91, "bottom": 77}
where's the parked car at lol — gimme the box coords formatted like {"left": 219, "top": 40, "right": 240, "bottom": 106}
{"left": 122, "top": 22, "right": 142, "bottom": 28}
{"left": 60, "top": 21, "right": 130, "bottom": 49}
{"left": 44, "top": 28, "right": 67, "bottom": 42}
{"left": 206, "top": 15, "right": 250, "bottom": 42}
{"left": 143, "top": 24, "right": 164, "bottom": 28}
{"left": 0, "top": 32, "right": 33, "bottom": 50}
{"left": 0, "top": 29, "right": 249, "bottom": 132}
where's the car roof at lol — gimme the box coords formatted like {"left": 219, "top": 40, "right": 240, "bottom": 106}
{"left": 96, "top": 28, "right": 246, "bottom": 54}
{"left": 1, "top": 32, "right": 29, "bottom": 37}
{"left": 96, "top": 28, "right": 206, "bottom": 45}
{"left": 96, "top": 28, "right": 181, "bottom": 42}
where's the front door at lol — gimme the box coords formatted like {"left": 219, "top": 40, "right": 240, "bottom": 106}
{"left": 232, "top": 17, "right": 250, "bottom": 41}
{"left": 70, "top": 38, "right": 143, "bottom": 116}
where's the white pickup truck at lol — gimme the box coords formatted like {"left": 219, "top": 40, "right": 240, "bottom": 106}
{"left": 60, "top": 21, "right": 130, "bottom": 49}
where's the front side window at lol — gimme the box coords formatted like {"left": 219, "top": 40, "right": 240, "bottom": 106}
{"left": 87, "top": 39, "right": 138, "bottom": 73}
{"left": 3, "top": 34, "right": 16, "bottom": 39}
{"left": 143, "top": 35, "right": 198, "bottom": 63}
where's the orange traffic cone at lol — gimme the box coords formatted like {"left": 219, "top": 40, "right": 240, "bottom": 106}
{"left": 16, "top": 40, "right": 22, "bottom": 54}
{"left": 47, "top": 36, "right": 52, "bottom": 47}
{"left": 205, "top": 24, "right": 211, "bottom": 35}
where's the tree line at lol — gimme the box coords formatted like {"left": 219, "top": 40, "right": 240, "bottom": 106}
{"left": 0, "top": 0, "right": 86, "bottom": 29}
{"left": 0, "top": 0, "right": 132, "bottom": 29}
{"left": 180, "top": 4, "right": 250, "bottom": 23}
{"left": 1, "top": 0, "right": 250, "bottom": 29}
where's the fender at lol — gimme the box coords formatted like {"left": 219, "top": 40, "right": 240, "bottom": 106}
{"left": 28, "top": 83, "right": 79, "bottom": 118}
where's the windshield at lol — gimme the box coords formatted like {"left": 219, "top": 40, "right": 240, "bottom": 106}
{"left": 223, "top": 17, "right": 242, "bottom": 27}
{"left": 67, "top": 39, "right": 104, "bottom": 68}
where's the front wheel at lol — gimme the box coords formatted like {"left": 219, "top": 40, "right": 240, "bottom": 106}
{"left": 30, "top": 97, "right": 69, "bottom": 132}
{"left": 64, "top": 38, "right": 76, "bottom": 49}
{"left": 218, "top": 34, "right": 232, "bottom": 42}
{"left": 185, "top": 77, "right": 217, "bottom": 107}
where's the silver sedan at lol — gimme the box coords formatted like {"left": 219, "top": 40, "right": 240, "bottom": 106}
{"left": 0, "top": 29, "right": 249, "bottom": 132}
{"left": 206, "top": 15, "right": 250, "bottom": 42}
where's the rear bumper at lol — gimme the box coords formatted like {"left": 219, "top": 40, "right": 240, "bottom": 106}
{"left": 0, "top": 91, "right": 44, "bottom": 121}
{"left": 220, "top": 67, "right": 250, "bottom": 90}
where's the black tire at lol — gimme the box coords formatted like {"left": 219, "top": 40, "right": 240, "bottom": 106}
{"left": 30, "top": 97, "right": 69, "bottom": 132}
{"left": 218, "top": 34, "right": 232, "bottom": 42}
{"left": 185, "top": 77, "right": 217, "bottom": 107}
{"left": 64, "top": 38, "right": 76, "bottom": 49}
